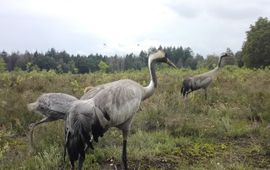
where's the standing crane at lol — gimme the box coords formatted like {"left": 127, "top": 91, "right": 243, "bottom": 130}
{"left": 64, "top": 50, "right": 176, "bottom": 170}
{"left": 27, "top": 93, "right": 78, "bottom": 149}
{"left": 181, "top": 53, "right": 229, "bottom": 99}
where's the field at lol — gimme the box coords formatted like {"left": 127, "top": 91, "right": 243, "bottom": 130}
{"left": 0, "top": 66, "right": 270, "bottom": 169}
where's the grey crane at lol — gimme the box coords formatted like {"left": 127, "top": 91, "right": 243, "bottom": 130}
{"left": 181, "top": 53, "right": 229, "bottom": 99}
{"left": 64, "top": 50, "right": 176, "bottom": 170}
{"left": 27, "top": 93, "right": 78, "bottom": 149}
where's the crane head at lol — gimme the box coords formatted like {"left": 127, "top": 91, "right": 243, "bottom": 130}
{"left": 27, "top": 93, "right": 78, "bottom": 119}
{"left": 221, "top": 53, "right": 229, "bottom": 57}
{"left": 152, "top": 50, "right": 177, "bottom": 68}
{"left": 27, "top": 100, "right": 49, "bottom": 115}
{"left": 165, "top": 53, "right": 177, "bottom": 68}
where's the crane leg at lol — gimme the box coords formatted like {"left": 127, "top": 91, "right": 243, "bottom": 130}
{"left": 122, "top": 130, "right": 128, "bottom": 170}
{"left": 78, "top": 153, "right": 85, "bottom": 170}
{"left": 29, "top": 117, "right": 53, "bottom": 151}
{"left": 70, "top": 161, "right": 75, "bottom": 170}
{"left": 62, "top": 126, "right": 68, "bottom": 170}
{"left": 62, "top": 142, "right": 66, "bottom": 170}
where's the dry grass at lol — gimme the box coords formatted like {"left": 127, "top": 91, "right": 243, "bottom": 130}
{"left": 0, "top": 66, "right": 270, "bottom": 169}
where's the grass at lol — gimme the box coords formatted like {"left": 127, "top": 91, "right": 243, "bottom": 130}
{"left": 0, "top": 66, "right": 270, "bottom": 169}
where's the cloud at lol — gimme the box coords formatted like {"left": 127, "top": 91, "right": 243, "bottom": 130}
{"left": 165, "top": 1, "right": 201, "bottom": 18}
{"left": 0, "top": 0, "right": 270, "bottom": 57}
{"left": 206, "top": 1, "right": 269, "bottom": 20}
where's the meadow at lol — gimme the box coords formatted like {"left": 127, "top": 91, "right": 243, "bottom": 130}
{"left": 0, "top": 66, "right": 270, "bottom": 169}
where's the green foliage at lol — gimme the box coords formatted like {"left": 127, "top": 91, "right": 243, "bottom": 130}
{"left": 198, "top": 54, "right": 219, "bottom": 69}
{"left": 235, "top": 51, "right": 244, "bottom": 67}
{"left": 0, "top": 57, "right": 7, "bottom": 72}
{"left": 0, "top": 68, "right": 270, "bottom": 169}
{"left": 242, "top": 17, "right": 270, "bottom": 68}
{"left": 23, "top": 146, "right": 62, "bottom": 169}
{"left": 0, "top": 131, "right": 12, "bottom": 160}
{"left": 26, "top": 62, "right": 40, "bottom": 72}
{"left": 223, "top": 48, "right": 236, "bottom": 66}
{"left": 0, "top": 46, "right": 232, "bottom": 74}
{"left": 98, "top": 60, "right": 109, "bottom": 73}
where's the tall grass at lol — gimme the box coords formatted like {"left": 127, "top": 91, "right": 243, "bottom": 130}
{"left": 0, "top": 66, "right": 270, "bottom": 169}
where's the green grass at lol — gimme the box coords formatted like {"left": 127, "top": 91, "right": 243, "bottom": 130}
{"left": 1, "top": 66, "right": 270, "bottom": 169}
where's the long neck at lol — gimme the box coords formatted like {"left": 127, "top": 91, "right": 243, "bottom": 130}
{"left": 142, "top": 57, "right": 157, "bottom": 100}
{"left": 212, "top": 56, "right": 225, "bottom": 77}
{"left": 217, "top": 55, "right": 225, "bottom": 68}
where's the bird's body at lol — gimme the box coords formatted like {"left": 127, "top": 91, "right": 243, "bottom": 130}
{"left": 181, "top": 54, "right": 228, "bottom": 99}
{"left": 81, "top": 79, "right": 144, "bottom": 127}
{"left": 27, "top": 93, "right": 78, "bottom": 149}
{"left": 190, "top": 67, "right": 218, "bottom": 90}
{"left": 28, "top": 93, "right": 78, "bottom": 119}
{"left": 65, "top": 50, "right": 176, "bottom": 170}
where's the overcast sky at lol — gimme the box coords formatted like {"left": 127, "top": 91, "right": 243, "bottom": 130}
{"left": 1, "top": 0, "right": 270, "bottom": 57}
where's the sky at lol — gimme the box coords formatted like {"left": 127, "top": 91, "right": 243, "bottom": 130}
{"left": 1, "top": 0, "right": 270, "bottom": 57}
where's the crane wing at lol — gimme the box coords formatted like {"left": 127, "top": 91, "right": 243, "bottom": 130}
{"left": 90, "top": 79, "right": 144, "bottom": 127}
{"left": 46, "top": 93, "right": 78, "bottom": 112}
{"left": 80, "top": 85, "right": 106, "bottom": 100}
{"left": 194, "top": 76, "right": 213, "bottom": 89}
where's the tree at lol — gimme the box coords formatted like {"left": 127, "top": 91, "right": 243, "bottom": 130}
{"left": 75, "top": 56, "right": 90, "bottom": 74}
{"left": 202, "top": 55, "right": 219, "bottom": 69}
{"left": 235, "top": 51, "right": 244, "bottom": 67}
{"left": 15, "top": 51, "right": 33, "bottom": 70}
{"left": 7, "top": 52, "right": 19, "bottom": 71}
{"left": 193, "top": 54, "right": 204, "bottom": 69}
{"left": 26, "top": 62, "right": 40, "bottom": 72}
{"left": 242, "top": 17, "right": 270, "bottom": 68}
{"left": 0, "top": 46, "right": 205, "bottom": 73}
{"left": 223, "top": 48, "right": 236, "bottom": 66}
{"left": 0, "top": 57, "right": 7, "bottom": 72}
{"left": 98, "top": 60, "right": 109, "bottom": 73}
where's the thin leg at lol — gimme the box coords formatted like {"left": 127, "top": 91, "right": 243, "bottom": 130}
{"left": 64, "top": 131, "right": 73, "bottom": 170}
{"left": 29, "top": 117, "right": 52, "bottom": 151}
{"left": 70, "top": 161, "right": 75, "bottom": 170}
{"left": 183, "top": 91, "right": 191, "bottom": 101}
{"left": 122, "top": 140, "right": 127, "bottom": 170}
{"left": 62, "top": 144, "right": 66, "bottom": 170}
{"left": 78, "top": 153, "right": 85, "bottom": 170}
{"left": 63, "top": 127, "right": 68, "bottom": 170}
{"left": 187, "top": 90, "right": 193, "bottom": 97}
{"left": 84, "top": 140, "right": 94, "bottom": 152}
{"left": 122, "top": 130, "right": 128, "bottom": 170}
{"left": 184, "top": 93, "right": 187, "bottom": 100}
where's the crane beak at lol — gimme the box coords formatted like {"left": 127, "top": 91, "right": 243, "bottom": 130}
{"left": 166, "top": 58, "right": 177, "bottom": 68}
{"left": 27, "top": 102, "right": 37, "bottom": 112}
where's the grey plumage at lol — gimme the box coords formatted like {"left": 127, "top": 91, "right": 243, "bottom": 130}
{"left": 27, "top": 93, "right": 78, "bottom": 149}
{"left": 65, "top": 50, "right": 176, "bottom": 170}
{"left": 181, "top": 53, "right": 229, "bottom": 99}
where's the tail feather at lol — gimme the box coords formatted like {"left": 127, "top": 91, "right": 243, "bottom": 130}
{"left": 66, "top": 128, "right": 84, "bottom": 164}
{"left": 66, "top": 115, "right": 92, "bottom": 166}
{"left": 181, "top": 78, "right": 191, "bottom": 96}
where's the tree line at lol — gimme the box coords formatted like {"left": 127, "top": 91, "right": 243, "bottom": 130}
{"left": 0, "top": 17, "right": 269, "bottom": 73}
{"left": 0, "top": 46, "right": 236, "bottom": 74}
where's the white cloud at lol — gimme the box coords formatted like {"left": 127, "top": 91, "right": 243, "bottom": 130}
{"left": 0, "top": 0, "right": 270, "bottom": 56}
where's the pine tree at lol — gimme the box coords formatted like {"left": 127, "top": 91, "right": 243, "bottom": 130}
{"left": 242, "top": 17, "right": 270, "bottom": 68}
